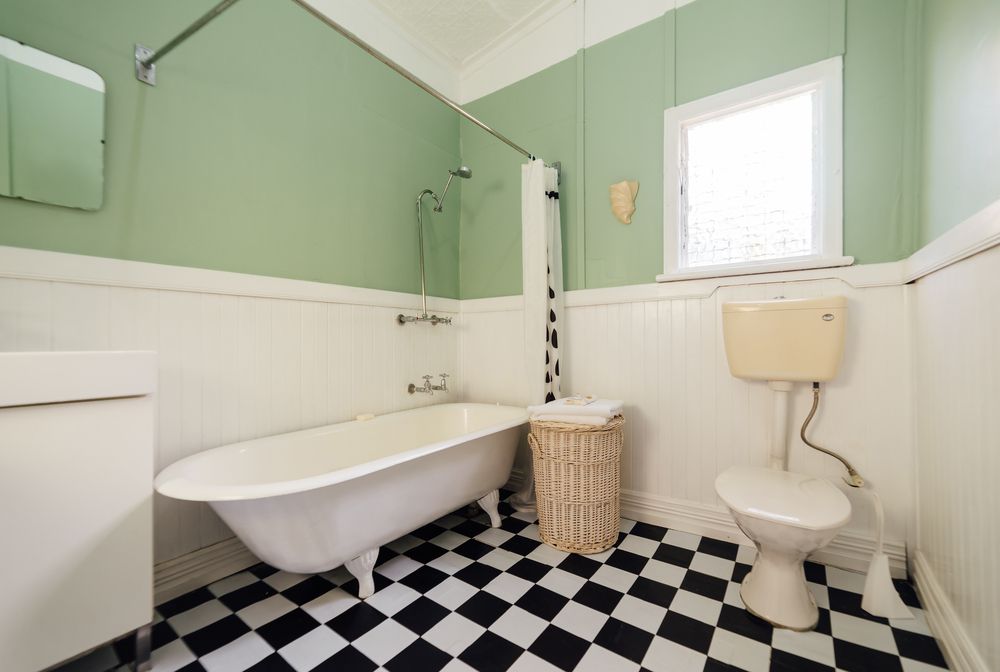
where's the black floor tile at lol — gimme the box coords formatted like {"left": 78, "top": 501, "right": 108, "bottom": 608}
{"left": 893, "top": 628, "right": 948, "bottom": 667}
{"left": 393, "top": 596, "right": 451, "bottom": 635}
{"left": 572, "top": 580, "right": 624, "bottom": 614}
{"left": 516, "top": 585, "right": 570, "bottom": 620}
{"left": 183, "top": 615, "right": 250, "bottom": 657}
{"left": 458, "top": 631, "right": 524, "bottom": 672}
{"left": 680, "top": 570, "right": 728, "bottom": 601}
{"left": 698, "top": 537, "right": 740, "bottom": 560}
{"left": 325, "top": 602, "right": 387, "bottom": 641}
{"left": 653, "top": 543, "right": 696, "bottom": 568}
{"left": 528, "top": 624, "right": 591, "bottom": 671}
{"left": 256, "top": 608, "right": 322, "bottom": 650}
{"left": 457, "top": 591, "right": 512, "bottom": 627}
{"left": 657, "top": 611, "right": 716, "bottom": 654}
{"left": 385, "top": 639, "right": 451, "bottom": 672}
{"left": 834, "top": 639, "right": 905, "bottom": 672}
{"left": 594, "top": 617, "right": 655, "bottom": 663}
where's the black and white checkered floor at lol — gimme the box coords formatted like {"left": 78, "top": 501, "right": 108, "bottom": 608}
{"left": 69, "top": 492, "right": 947, "bottom": 672}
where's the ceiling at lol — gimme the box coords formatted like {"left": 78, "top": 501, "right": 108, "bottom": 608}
{"left": 370, "top": 0, "right": 566, "bottom": 67}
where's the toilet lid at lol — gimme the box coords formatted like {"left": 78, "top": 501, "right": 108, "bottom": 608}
{"left": 715, "top": 467, "right": 851, "bottom": 531}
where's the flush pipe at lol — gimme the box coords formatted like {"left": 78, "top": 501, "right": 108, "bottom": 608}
{"left": 768, "top": 381, "right": 794, "bottom": 470}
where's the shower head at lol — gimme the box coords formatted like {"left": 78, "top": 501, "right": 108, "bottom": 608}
{"left": 434, "top": 165, "right": 472, "bottom": 212}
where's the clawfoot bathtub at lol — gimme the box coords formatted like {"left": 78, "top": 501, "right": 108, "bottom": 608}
{"left": 155, "top": 403, "right": 527, "bottom": 598}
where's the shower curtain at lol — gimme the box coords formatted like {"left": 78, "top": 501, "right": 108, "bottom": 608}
{"left": 510, "top": 158, "right": 563, "bottom": 511}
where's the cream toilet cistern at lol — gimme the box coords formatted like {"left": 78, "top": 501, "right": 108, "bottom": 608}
{"left": 719, "top": 296, "right": 910, "bottom": 629}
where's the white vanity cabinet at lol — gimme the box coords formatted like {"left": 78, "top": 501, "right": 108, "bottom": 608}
{"left": 0, "top": 351, "right": 156, "bottom": 672}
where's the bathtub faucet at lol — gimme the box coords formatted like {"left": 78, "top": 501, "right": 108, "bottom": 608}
{"left": 408, "top": 373, "right": 449, "bottom": 395}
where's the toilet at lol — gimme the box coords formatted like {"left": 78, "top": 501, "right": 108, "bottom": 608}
{"left": 715, "top": 296, "right": 851, "bottom": 631}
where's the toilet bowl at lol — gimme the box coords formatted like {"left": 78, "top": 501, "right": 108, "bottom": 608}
{"left": 716, "top": 466, "right": 851, "bottom": 630}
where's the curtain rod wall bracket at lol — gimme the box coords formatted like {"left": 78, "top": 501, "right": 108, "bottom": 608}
{"left": 135, "top": 44, "right": 156, "bottom": 85}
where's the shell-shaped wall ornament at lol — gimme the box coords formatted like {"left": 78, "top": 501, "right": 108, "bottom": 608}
{"left": 609, "top": 180, "right": 639, "bottom": 224}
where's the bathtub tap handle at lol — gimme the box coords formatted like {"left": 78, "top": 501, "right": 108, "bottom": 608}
{"left": 408, "top": 375, "right": 435, "bottom": 395}
{"left": 430, "top": 373, "right": 450, "bottom": 393}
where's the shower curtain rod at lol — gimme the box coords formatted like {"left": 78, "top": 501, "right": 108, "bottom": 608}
{"left": 134, "top": 0, "right": 552, "bottom": 167}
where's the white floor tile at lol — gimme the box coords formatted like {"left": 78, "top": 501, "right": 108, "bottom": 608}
{"left": 639, "top": 559, "right": 687, "bottom": 588}
{"left": 690, "top": 552, "right": 736, "bottom": 580}
{"left": 278, "top": 626, "right": 347, "bottom": 672}
{"left": 430, "top": 530, "right": 469, "bottom": 550}
{"left": 723, "top": 581, "right": 745, "bottom": 608}
{"left": 537, "top": 567, "right": 587, "bottom": 597}
{"left": 527, "top": 543, "right": 570, "bottom": 566}
{"left": 901, "top": 658, "right": 950, "bottom": 672}
{"left": 808, "top": 581, "right": 830, "bottom": 609}
{"left": 575, "top": 645, "right": 641, "bottom": 672}
{"left": 476, "top": 527, "right": 515, "bottom": 547}
{"left": 149, "top": 639, "right": 197, "bottom": 672}
{"left": 664, "top": 529, "right": 702, "bottom": 551}
{"left": 772, "top": 627, "right": 836, "bottom": 667}
{"left": 426, "top": 576, "right": 479, "bottom": 610}
{"left": 508, "top": 651, "right": 563, "bottom": 672}
{"left": 618, "top": 534, "right": 660, "bottom": 558}
{"left": 669, "top": 589, "right": 723, "bottom": 626}
{"left": 830, "top": 611, "right": 899, "bottom": 654}
{"left": 591, "top": 564, "right": 638, "bottom": 592}
{"left": 708, "top": 628, "right": 771, "bottom": 672}
{"left": 611, "top": 594, "right": 669, "bottom": 633}
{"left": 352, "top": 619, "right": 417, "bottom": 665}
{"left": 552, "top": 601, "right": 608, "bottom": 641}
{"left": 440, "top": 658, "right": 478, "bottom": 672}
{"left": 642, "top": 636, "right": 708, "bottom": 672}
{"left": 263, "top": 571, "right": 310, "bottom": 592}
{"left": 427, "top": 551, "right": 474, "bottom": 575}
{"left": 237, "top": 593, "right": 296, "bottom": 629}
{"left": 208, "top": 572, "right": 258, "bottom": 597}
{"left": 479, "top": 547, "right": 522, "bottom": 572}
{"left": 489, "top": 606, "right": 549, "bottom": 648}
{"left": 484, "top": 572, "right": 533, "bottom": 602}
{"left": 199, "top": 632, "right": 272, "bottom": 672}
{"left": 301, "top": 588, "right": 359, "bottom": 623}
{"left": 385, "top": 534, "right": 422, "bottom": 554}
{"left": 518, "top": 525, "right": 542, "bottom": 542}
{"left": 364, "top": 581, "right": 421, "bottom": 616}
{"left": 890, "top": 608, "right": 933, "bottom": 636}
{"left": 167, "top": 599, "right": 231, "bottom": 636}
{"left": 375, "top": 554, "right": 422, "bottom": 581}
{"left": 619, "top": 519, "right": 636, "bottom": 533}
{"left": 423, "top": 613, "right": 486, "bottom": 656}
{"left": 434, "top": 514, "right": 467, "bottom": 529}
{"left": 736, "top": 545, "right": 757, "bottom": 565}
{"left": 826, "top": 567, "right": 867, "bottom": 593}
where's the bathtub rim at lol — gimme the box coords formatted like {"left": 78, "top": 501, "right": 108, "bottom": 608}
{"left": 154, "top": 402, "right": 528, "bottom": 503}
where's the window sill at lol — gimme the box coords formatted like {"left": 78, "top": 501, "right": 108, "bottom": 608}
{"left": 656, "top": 256, "right": 855, "bottom": 283}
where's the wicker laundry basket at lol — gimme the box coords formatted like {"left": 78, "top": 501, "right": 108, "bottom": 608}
{"left": 529, "top": 415, "right": 624, "bottom": 554}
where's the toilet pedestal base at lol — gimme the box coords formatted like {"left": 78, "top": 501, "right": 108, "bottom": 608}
{"left": 740, "top": 551, "right": 818, "bottom": 631}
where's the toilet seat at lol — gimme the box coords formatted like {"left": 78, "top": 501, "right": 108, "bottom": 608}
{"left": 715, "top": 466, "right": 850, "bottom": 531}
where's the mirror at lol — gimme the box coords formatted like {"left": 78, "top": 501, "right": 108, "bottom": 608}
{"left": 0, "top": 35, "right": 105, "bottom": 210}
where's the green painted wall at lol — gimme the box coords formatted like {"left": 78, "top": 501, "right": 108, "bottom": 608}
{"left": 459, "top": 0, "right": 920, "bottom": 298}
{"left": 0, "top": 57, "right": 11, "bottom": 196}
{"left": 919, "top": 0, "right": 1000, "bottom": 245}
{"left": 0, "top": 0, "right": 461, "bottom": 298}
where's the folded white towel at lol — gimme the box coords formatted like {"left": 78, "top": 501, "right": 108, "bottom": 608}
{"left": 532, "top": 414, "right": 609, "bottom": 426}
{"left": 528, "top": 397, "right": 623, "bottom": 419}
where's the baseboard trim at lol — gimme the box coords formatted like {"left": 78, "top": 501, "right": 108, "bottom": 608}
{"left": 154, "top": 537, "right": 259, "bottom": 605}
{"left": 912, "top": 550, "right": 989, "bottom": 672}
{"left": 504, "top": 470, "right": 905, "bottom": 578}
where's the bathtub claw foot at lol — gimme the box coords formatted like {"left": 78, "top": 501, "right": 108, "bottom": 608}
{"left": 477, "top": 489, "right": 502, "bottom": 528}
{"left": 346, "top": 548, "right": 379, "bottom": 599}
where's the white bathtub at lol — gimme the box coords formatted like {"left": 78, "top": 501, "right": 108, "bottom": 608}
{"left": 155, "top": 403, "right": 527, "bottom": 597}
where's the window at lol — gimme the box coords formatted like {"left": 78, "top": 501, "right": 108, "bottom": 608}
{"left": 660, "top": 57, "right": 847, "bottom": 281}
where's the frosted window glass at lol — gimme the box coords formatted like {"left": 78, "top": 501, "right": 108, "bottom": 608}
{"left": 682, "top": 91, "right": 816, "bottom": 268}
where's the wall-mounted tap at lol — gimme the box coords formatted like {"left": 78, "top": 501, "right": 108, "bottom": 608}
{"left": 408, "top": 373, "right": 450, "bottom": 395}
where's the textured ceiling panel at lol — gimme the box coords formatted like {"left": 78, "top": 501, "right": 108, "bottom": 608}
{"left": 371, "top": 0, "right": 563, "bottom": 65}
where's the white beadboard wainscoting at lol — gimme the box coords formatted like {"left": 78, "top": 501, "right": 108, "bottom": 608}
{"left": 0, "top": 246, "right": 459, "bottom": 601}
{"left": 912, "top": 242, "right": 999, "bottom": 672}
{"left": 460, "top": 271, "right": 913, "bottom": 577}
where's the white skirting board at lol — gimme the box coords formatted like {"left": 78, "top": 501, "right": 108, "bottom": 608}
{"left": 154, "top": 537, "right": 259, "bottom": 605}
{"left": 912, "top": 551, "right": 990, "bottom": 672}
{"left": 504, "top": 470, "right": 907, "bottom": 578}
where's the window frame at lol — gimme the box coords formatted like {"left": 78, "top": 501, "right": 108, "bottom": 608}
{"left": 660, "top": 56, "right": 847, "bottom": 282}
